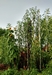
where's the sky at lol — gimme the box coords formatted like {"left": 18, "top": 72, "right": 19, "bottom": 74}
{"left": 0, "top": 0, "right": 52, "bottom": 28}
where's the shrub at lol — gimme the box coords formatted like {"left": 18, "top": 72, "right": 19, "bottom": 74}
{"left": 0, "top": 68, "right": 18, "bottom": 75}
{"left": 0, "top": 68, "right": 38, "bottom": 75}
{"left": 42, "top": 60, "right": 52, "bottom": 75}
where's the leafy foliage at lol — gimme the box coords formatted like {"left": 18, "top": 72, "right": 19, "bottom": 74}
{"left": 0, "top": 7, "right": 52, "bottom": 75}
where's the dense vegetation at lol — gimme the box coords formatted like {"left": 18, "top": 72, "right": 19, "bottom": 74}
{"left": 0, "top": 7, "right": 52, "bottom": 75}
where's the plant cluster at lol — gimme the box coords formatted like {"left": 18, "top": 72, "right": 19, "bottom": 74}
{"left": 0, "top": 7, "right": 52, "bottom": 75}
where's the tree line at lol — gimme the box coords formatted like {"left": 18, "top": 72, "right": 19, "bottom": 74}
{"left": 0, "top": 7, "right": 52, "bottom": 72}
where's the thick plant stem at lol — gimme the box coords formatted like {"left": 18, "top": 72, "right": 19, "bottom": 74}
{"left": 39, "top": 21, "right": 41, "bottom": 72}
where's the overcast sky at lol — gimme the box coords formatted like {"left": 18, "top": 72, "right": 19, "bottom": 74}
{"left": 0, "top": 0, "right": 52, "bottom": 28}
